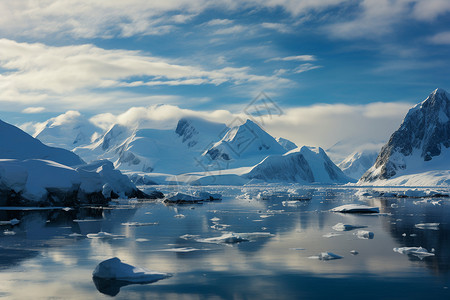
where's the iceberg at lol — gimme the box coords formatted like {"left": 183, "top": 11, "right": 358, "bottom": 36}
{"left": 197, "top": 233, "right": 249, "bottom": 244}
{"left": 93, "top": 257, "right": 171, "bottom": 282}
{"left": 354, "top": 230, "right": 374, "bottom": 239}
{"left": 309, "top": 252, "right": 343, "bottom": 261}
{"left": 332, "top": 223, "right": 367, "bottom": 232}
{"left": 87, "top": 232, "right": 125, "bottom": 239}
{"left": 330, "top": 204, "right": 379, "bottom": 213}
{"left": 0, "top": 218, "right": 20, "bottom": 226}
{"left": 414, "top": 223, "right": 440, "bottom": 230}
{"left": 393, "top": 247, "right": 435, "bottom": 259}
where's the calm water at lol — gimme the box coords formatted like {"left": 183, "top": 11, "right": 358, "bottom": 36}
{"left": 0, "top": 186, "right": 449, "bottom": 299}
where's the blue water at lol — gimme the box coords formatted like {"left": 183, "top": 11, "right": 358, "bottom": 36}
{"left": 0, "top": 186, "right": 449, "bottom": 299}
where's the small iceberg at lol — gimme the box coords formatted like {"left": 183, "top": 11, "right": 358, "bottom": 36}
{"left": 197, "top": 233, "right": 249, "bottom": 244}
{"left": 393, "top": 247, "right": 435, "bottom": 259}
{"left": 121, "top": 222, "right": 159, "bottom": 226}
{"left": 354, "top": 230, "right": 374, "bottom": 239}
{"left": 330, "top": 204, "right": 379, "bottom": 214}
{"left": 154, "top": 247, "right": 209, "bottom": 253}
{"left": 332, "top": 223, "right": 367, "bottom": 232}
{"left": 309, "top": 252, "right": 343, "bottom": 261}
{"left": 92, "top": 257, "right": 171, "bottom": 296}
{"left": 3, "top": 230, "right": 16, "bottom": 235}
{"left": 87, "top": 232, "right": 125, "bottom": 239}
{"left": 0, "top": 218, "right": 20, "bottom": 226}
{"left": 415, "top": 223, "right": 440, "bottom": 230}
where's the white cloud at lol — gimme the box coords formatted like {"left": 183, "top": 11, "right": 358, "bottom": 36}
{"left": 0, "top": 39, "right": 290, "bottom": 109}
{"left": 268, "top": 55, "right": 317, "bottom": 62}
{"left": 293, "top": 63, "right": 322, "bottom": 73}
{"left": 260, "top": 22, "right": 291, "bottom": 33}
{"left": 428, "top": 31, "right": 450, "bottom": 45}
{"left": 86, "top": 101, "right": 412, "bottom": 151}
{"left": 22, "top": 107, "right": 46, "bottom": 114}
{"left": 204, "top": 19, "right": 234, "bottom": 26}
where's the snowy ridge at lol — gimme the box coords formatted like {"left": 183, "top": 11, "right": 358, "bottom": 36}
{"left": 0, "top": 119, "right": 84, "bottom": 167}
{"left": 338, "top": 148, "right": 380, "bottom": 180}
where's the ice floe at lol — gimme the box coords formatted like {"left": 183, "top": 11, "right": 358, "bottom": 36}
{"left": 354, "top": 230, "right": 374, "bottom": 239}
{"left": 393, "top": 247, "right": 435, "bottom": 259}
{"left": 309, "top": 252, "right": 343, "bottom": 260}
{"left": 87, "top": 232, "right": 125, "bottom": 239}
{"left": 0, "top": 218, "right": 20, "bottom": 225}
{"left": 93, "top": 257, "right": 171, "bottom": 282}
{"left": 415, "top": 223, "right": 440, "bottom": 230}
{"left": 332, "top": 223, "right": 367, "bottom": 231}
{"left": 196, "top": 232, "right": 273, "bottom": 244}
{"left": 154, "top": 247, "right": 209, "bottom": 253}
{"left": 330, "top": 204, "right": 379, "bottom": 214}
{"left": 322, "top": 232, "right": 343, "bottom": 238}
{"left": 121, "top": 222, "right": 158, "bottom": 226}
{"left": 3, "top": 230, "right": 16, "bottom": 235}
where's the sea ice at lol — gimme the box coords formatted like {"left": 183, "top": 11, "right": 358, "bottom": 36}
{"left": 332, "top": 223, "right": 367, "bottom": 231}
{"left": 87, "top": 232, "right": 125, "bottom": 239}
{"left": 393, "top": 247, "right": 435, "bottom": 259}
{"left": 415, "top": 223, "right": 440, "bottom": 230}
{"left": 3, "top": 230, "right": 16, "bottom": 235}
{"left": 121, "top": 222, "right": 158, "bottom": 226}
{"left": 93, "top": 257, "right": 171, "bottom": 283}
{"left": 330, "top": 204, "right": 379, "bottom": 213}
{"left": 0, "top": 218, "right": 20, "bottom": 226}
{"left": 354, "top": 230, "right": 374, "bottom": 239}
{"left": 197, "top": 233, "right": 249, "bottom": 244}
{"left": 309, "top": 252, "right": 343, "bottom": 260}
{"left": 154, "top": 247, "right": 209, "bottom": 253}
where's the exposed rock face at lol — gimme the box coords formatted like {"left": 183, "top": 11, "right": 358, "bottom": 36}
{"left": 360, "top": 88, "right": 450, "bottom": 182}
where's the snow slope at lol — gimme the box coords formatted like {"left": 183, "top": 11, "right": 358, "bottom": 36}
{"left": 359, "top": 88, "right": 450, "bottom": 186}
{"left": 34, "top": 111, "right": 101, "bottom": 149}
{"left": 276, "top": 137, "right": 297, "bottom": 151}
{"left": 204, "top": 119, "right": 286, "bottom": 167}
{"left": 0, "top": 119, "right": 84, "bottom": 166}
{"left": 338, "top": 148, "right": 380, "bottom": 180}
{"left": 245, "top": 146, "right": 355, "bottom": 184}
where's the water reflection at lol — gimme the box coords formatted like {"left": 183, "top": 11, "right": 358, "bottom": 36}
{"left": 0, "top": 187, "right": 449, "bottom": 298}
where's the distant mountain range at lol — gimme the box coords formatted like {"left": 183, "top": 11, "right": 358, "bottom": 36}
{"left": 25, "top": 88, "right": 450, "bottom": 186}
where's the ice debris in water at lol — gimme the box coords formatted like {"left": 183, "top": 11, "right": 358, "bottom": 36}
{"left": 0, "top": 218, "right": 20, "bottom": 226}
{"left": 69, "top": 233, "right": 84, "bottom": 237}
{"left": 415, "top": 223, "right": 440, "bottom": 230}
{"left": 3, "top": 230, "right": 16, "bottom": 235}
{"left": 121, "top": 222, "right": 158, "bottom": 226}
{"left": 332, "top": 223, "right": 367, "bottom": 232}
{"left": 197, "top": 232, "right": 273, "bottom": 244}
{"left": 309, "top": 252, "right": 343, "bottom": 261}
{"left": 154, "top": 247, "right": 209, "bottom": 253}
{"left": 87, "top": 232, "right": 125, "bottom": 239}
{"left": 179, "top": 234, "right": 199, "bottom": 240}
{"left": 393, "top": 247, "right": 435, "bottom": 259}
{"left": 136, "top": 238, "right": 150, "bottom": 242}
{"left": 210, "top": 217, "right": 220, "bottom": 222}
{"left": 330, "top": 204, "right": 379, "bottom": 213}
{"left": 350, "top": 250, "right": 358, "bottom": 255}
{"left": 323, "top": 232, "right": 343, "bottom": 238}
{"left": 93, "top": 257, "right": 171, "bottom": 283}
{"left": 174, "top": 214, "right": 185, "bottom": 218}
{"left": 354, "top": 230, "right": 374, "bottom": 239}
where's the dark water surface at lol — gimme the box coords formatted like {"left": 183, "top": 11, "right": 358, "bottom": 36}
{"left": 0, "top": 186, "right": 449, "bottom": 299}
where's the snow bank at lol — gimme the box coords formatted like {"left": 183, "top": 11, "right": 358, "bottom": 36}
{"left": 93, "top": 257, "right": 171, "bottom": 283}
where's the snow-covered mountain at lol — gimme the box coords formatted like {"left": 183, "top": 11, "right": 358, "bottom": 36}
{"left": 359, "top": 88, "right": 450, "bottom": 186}
{"left": 204, "top": 119, "right": 286, "bottom": 167}
{"left": 0, "top": 119, "right": 84, "bottom": 166}
{"left": 338, "top": 148, "right": 380, "bottom": 180}
{"left": 276, "top": 137, "right": 297, "bottom": 151}
{"left": 245, "top": 146, "right": 355, "bottom": 184}
{"left": 0, "top": 119, "right": 155, "bottom": 205}
{"left": 34, "top": 111, "right": 101, "bottom": 149}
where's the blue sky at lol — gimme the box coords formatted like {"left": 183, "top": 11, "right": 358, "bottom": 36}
{"left": 1, "top": 1, "right": 450, "bottom": 150}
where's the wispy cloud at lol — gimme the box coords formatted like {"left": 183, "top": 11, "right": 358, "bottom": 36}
{"left": 428, "top": 31, "right": 450, "bottom": 45}
{"left": 294, "top": 63, "right": 322, "bottom": 73}
{"left": 0, "top": 39, "right": 290, "bottom": 109}
{"left": 22, "top": 107, "right": 46, "bottom": 114}
{"left": 268, "top": 55, "right": 317, "bottom": 62}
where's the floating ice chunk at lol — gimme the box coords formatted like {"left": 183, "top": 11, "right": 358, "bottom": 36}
{"left": 87, "top": 232, "right": 125, "bottom": 239}
{"left": 174, "top": 214, "right": 185, "bottom": 218}
{"left": 354, "top": 230, "right": 374, "bottom": 239}
{"left": 236, "top": 232, "right": 274, "bottom": 240}
{"left": 164, "top": 192, "right": 202, "bottom": 204}
{"left": 192, "top": 191, "right": 222, "bottom": 201}
{"left": 290, "top": 248, "right": 306, "bottom": 251}
{"left": 121, "top": 222, "right": 158, "bottom": 226}
{"left": 415, "top": 223, "right": 440, "bottom": 230}
{"left": 0, "top": 218, "right": 20, "bottom": 226}
{"left": 260, "top": 214, "right": 272, "bottom": 218}
{"left": 93, "top": 257, "right": 171, "bottom": 283}
{"left": 197, "top": 233, "right": 249, "bottom": 244}
{"left": 136, "top": 238, "right": 150, "bottom": 242}
{"left": 323, "top": 232, "right": 343, "bottom": 238}
{"left": 350, "top": 250, "right": 358, "bottom": 255}
{"left": 309, "top": 252, "right": 343, "bottom": 260}
{"left": 330, "top": 204, "right": 379, "bottom": 214}
{"left": 332, "top": 223, "right": 367, "bottom": 232}
{"left": 69, "top": 233, "right": 84, "bottom": 237}
{"left": 179, "top": 234, "right": 199, "bottom": 240}
{"left": 154, "top": 247, "right": 209, "bottom": 253}
{"left": 3, "top": 230, "right": 16, "bottom": 235}
{"left": 210, "top": 223, "right": 231, "bottom": 230}
{"left": 210, "top": 217, "right": 221, "bottom": 222}
{"left": 393, "top": 247, "right": 435, "bottom": 259}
